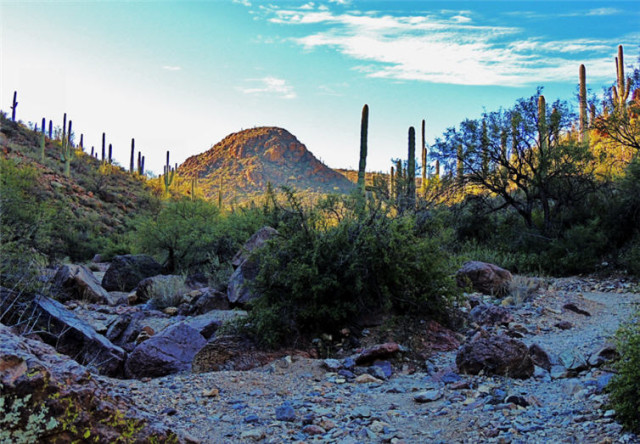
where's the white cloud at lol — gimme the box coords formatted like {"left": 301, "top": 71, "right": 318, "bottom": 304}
{"left": 586, "top": 7, "right": 620, "bottom": 16}
{"left": 238, "top": 76, "right": 297, "bottom": 99}
{"left": 162, "top": 65, "right": 181, "bottom": 71}
{"left": 233, "top": 0, "right": 252, "bottom": 7}
{"left": 260, "top": 6, "right": 631, "bottom": 86}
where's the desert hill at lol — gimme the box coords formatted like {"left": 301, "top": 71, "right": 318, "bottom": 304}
{"left": 177, "top": 127, "right": 354, "bottom": 202}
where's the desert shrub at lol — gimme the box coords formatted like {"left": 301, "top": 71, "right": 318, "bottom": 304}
{"left": 607, "top": 311, "right": 640, "bottom": 433}
{"left": 147, "top": 276, "right": 188, "bottom": 310}
{"left": 245, "top": 190, "right": 461, "bottom": 347}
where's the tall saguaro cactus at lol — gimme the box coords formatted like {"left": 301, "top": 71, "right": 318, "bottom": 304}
{"left": 421, "top": 119, "right": 427, "bottom": 190}
{"left": 164, "top": 150, "right": 175, "bottom": 194}
{"left": 130, "top": 139, "right": 135, "bottom": 173}
{"left": 101, "top": 133, "right": 106, "bottom": 162}
{"left": 538, "top": 95, "right": 548, "bottom": 150}
{"left": 108, "top": 144, "right": 113, "bottom": 164}
{"left": 456, "top": 144, "right": 464, "bottom": 187}
{"left": 10, "top": 91, "right": 18, "bottom": 122}
{"left": 60, "top": 117, "right": 72, "bottom": 177}
{"left": 48, "top": 120, "right": 52, "bottom": 139}
{"left": 613, "top": 44, "right": 630, "bottom": 109}
{"left": 41, "top": 118, "right": 46, "bottom": 135}
{"left": 40, "top": 131, "right": 46, "bottom": 162}
{"left": 407, "top": 127, "right": 416, "bottom": 208}
{"left": 357, "top": 104, "right": 369, "bottom": 190}
{"left": 579, "top": 64, "right": 588, "bottom": 142}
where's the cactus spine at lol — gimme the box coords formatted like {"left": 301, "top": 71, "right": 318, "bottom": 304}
{"left": 357, "top": 104, "right": 369, "bottom": 190}
{"left": 130, "top": 138, "right": 135, "bottom": 173}
{"left": 613, "top": 45, "right": 630, "bottom": 109}
{"left": 579, "top": 64, "right": 588, "bottom": 142}
{"left": 10, "top": 91, "right": 18, "bottom": 122}
{"left": 163, "top": 150, "right": 175, "bottom": 194}
{"left": 538, "top": 95, "right": 547, "bottom": 150}
{"left": 407, "top": 126, "right": 416, "bottom": 207}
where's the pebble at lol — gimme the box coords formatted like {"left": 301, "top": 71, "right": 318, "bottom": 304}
{"left": 414, "top": 390, "right": 443, "bottom": 403}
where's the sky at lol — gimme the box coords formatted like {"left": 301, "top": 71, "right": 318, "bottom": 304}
{"left": 1, "top": 1, "right": 639, "bottom": 175}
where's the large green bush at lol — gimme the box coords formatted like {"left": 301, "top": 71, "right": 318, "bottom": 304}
{"left": 245, "top": 191, "right": 461, "bottom": 347}
{"left": 607, "top": 311, "right": 640, "bottom": 433}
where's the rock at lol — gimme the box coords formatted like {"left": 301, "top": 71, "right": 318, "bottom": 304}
{"left": 192, "top": 335, "right": 274, "bottom": 372}
{"left": 588, "top": 344, "right": 619, "bottom": 367}
{"left": 302, "top": 424, "right": 326, "bottom": 435}
{"left": 414, "top": 390, "right": 443, "bottom": 403}
{"left": 182, "top": 309, "right": 247, "bottom": 340}
{"left": 469, "top": 304, "right": 514, "bottom": 326}
{"left": 595, "top": 373, "right": 614, "bottom": 393}
{"left": 559, "top": 349, "right": 589, "bottom": 374}
{"left": 555, "top": 320, "right": 573, "bottom": 330}
{"left": 529, "top": 344, "right": 552, "bottom": 371}
{"left": 563, "top": 303, "right": 591, "bottom": 317}
{"left": 368, "top": 365, "right": 389, "bottom": 381}
{"left": 373, "top": 360, "right": 393, "bottom": 379}
{"left": 456, "top": 261, "right": 512, "bottom": 296}
{"left": 106, "top": 311, "right": 175, "bottom": 351}
{"left": 189, "top": 288, "right": 230, "bottom": 314}
{"left": 227, "top": 227, "right": 278, "bottom": 305}
{"left": 275, "top": 401, "right": 296, "bottom": 421}
{"left": 323, "top": 358, "right": 343, "bottom": 371}
{"left": 0, "top": 324, "right": 178, "bottom": 442}
{"left": 505, "top": 395, "right": 529, "bottom": 407}
{"left": 102, "top": 254, "right": 162, "bottom": 292}
{"left": 354, "top": 342, "right": 400, "bottom": 365}
{"left": 136, "top": 274, "right": 186, "bottom": 305}
{"left": 456, "top": 335, "right": 534, "bottom": 379}
{"left": 355, "top": 374, "right": 383, "bottom": 384}
{"left": 52, "top": 264, "right": 113, "bottom": 305}
{"left": 125, "top": 323, "right": 206, "bottom": 378}
{"left": 33, "top": 296, "right": 125, "bottom": 376}
{"left": 423, "top": 320, "right": 460, "bottom": 351}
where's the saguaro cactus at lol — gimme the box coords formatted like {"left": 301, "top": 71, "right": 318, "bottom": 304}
{"left": 41, "top": 118, "right": 46, "bottom": 134}
{"left": 40, "top": 131, "right": 45, "bottom": 162}
{"left": 60, "top": 117, "right": 72, "bottom": 177}
{"left": 10, "top": 91, "right": 18, "bottom": 122}
{"left": 481, "top": 119, "right": 489, "bottom": 172}
{"left": 456, "top": 144, "right": 464, "bottom": 187}
{"left": 163, "top": 150, "right": 175, "bottom": 194}
{"left": 130, "top": 139, "right": 135, "bottom": 173}
{"left": 538, "top": 95, "right": 547, "bottom": 150}
{"left": 407, "top": 126, "right": 416, "bottom": 208}
{"left": 137, "top": 151, "right": 145, "bottom": 175}
{"left": 421, "top": 119, "right": 427, "bottom": 189}
{"left": 190, "top": 177, "right": 198, "bottom": 200}
{"left": 101, "top": 133, "right": 106, "bottom": 162}
{"left": 79, "top": 134, "right": 84, "bottom": 150}
{"left": 390, "top": 165, "right": 395, "bottom": 199}
{"left": 108, "top": 144, "right": 113, "bottom": 164}
{"left": 48, "top": 120, "right": 52, "bottom": 139}
{"left": 613, "top": 45, "right": 630, "bottom": 109}
{"left": 579, "top": 64, "right": 588, "bottom": 142}
{"left": 357, "top": 104, "right": 369, "bottom": 190}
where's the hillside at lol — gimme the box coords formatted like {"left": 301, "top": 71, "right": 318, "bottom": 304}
{"left": 177, "top": 127, "right": 354, "bottom": 202}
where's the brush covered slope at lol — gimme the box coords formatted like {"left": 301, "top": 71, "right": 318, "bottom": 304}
{"left": 178, "top": 127, "right": 354, "bottom": 202}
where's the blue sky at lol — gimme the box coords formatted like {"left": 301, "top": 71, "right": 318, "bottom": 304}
{"left": 1, "top": 1, "right": 639, "bottom": 174}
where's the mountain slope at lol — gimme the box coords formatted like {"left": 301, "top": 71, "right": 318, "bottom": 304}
{"left": 178, "top": 127, "right": 354, "bottom": 201}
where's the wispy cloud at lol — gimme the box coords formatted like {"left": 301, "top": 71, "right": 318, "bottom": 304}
{"left": 233, "top": 0, "right": 251, "bottom": 7}
{"left": 258, "top": 5, "right": 630, "bottom": 87}
{"left": 238, "top": 76, "right": 297, "bottom": 99}
{"left": 162, "top": 65, "right": 181, "bottom": 71}
{"left": 586, "top": 7, "right": 620, "bottom": 16}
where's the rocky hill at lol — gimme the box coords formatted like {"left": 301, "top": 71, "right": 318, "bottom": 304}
{"left": 177, "top": 127, "right": 354, "bottom": 202}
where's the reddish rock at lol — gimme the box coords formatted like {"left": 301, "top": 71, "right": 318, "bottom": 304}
{"left": 470, "top": 304, "right": 514, "bottom": 326}
{"left": 424, "top": 320, "right": 460, "bottom": 352}
{"left": 529, "top": 343, "right": 552, "bottom": 371}
{"left": 354, "top": 342, "right": 400, "bottom": 365}
{"left": 456, "top": 261, "right": 512, "bottom": 296}
{"left": 456, "top": 335, "right": 534, "bottom": 379}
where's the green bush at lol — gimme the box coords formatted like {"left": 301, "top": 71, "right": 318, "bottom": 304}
{"left": 607, "top": 311, "right": 640, "bottom": 433}
{"left": 245, "top": 190, "right": 461, "bottom": 347}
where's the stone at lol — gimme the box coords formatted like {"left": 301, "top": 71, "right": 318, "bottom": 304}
{"left": 355, "top": 374, "right": 383, "bottom": 384}
{"left": 275, "top": 401, "right": 296, "bottom": 421}
{"left": 456, "top": 335, "right": 534, "bottom": 379}
{"left": 125, "top": 323, "right": 206, "bottom": 378}
{"left": 323, "top": 358, "right": 343, "bottom": 371}
{"left": 0, "top": 324, "right": 178, "bottom": 442}
{"left": 101, "top": 254, "right": 162, "bottom": 292}
{"left": 414, "top": 390, "right": 443, "bottom": 403}
{"left": 373, "top": 360, "right": 393, "bottom": 379}
{"left": 33, "top": 296, "right": 125, "bottom": 376}
{"left": 588, "top": 344, "right": 619, "bottom": 367}
{"left": 555, "top": 321, "right": 573, "bottom": 330}
{"left": 52, "top": 264, "right": 113, "bottom": 305}
{"left": 456, "top": 261, "right": 513, "bottom": 296}
{"left": 227, "top": 227, "right": 279, "bottom": 305}
{"left": 563, "top": 303, "right": 591, "bottom": 317}
{"left": 182, "top": 309, "right": 247, "bottom": 340}
{"left": 423, "top": 320, "right": 460, "bottom": 351}
{"left": 354, "top": 342, "right": 400, "bottom": 365}
{"left": 529, "top": 344, "right": 552, "bottom": 371}
{"left": 469, "top": 304, "right": 514, "bottom": 326}
{"left": 302, "top": 424, "right": 326, "bottom": 435}
{"left": 192, "top": 335, "right": 275, "bottom": 372}
{"left": 559, "top": 350, "right": 589, "bottom": 374}
{"left": 189, "top": 288, "right": 230, "bottom": 314}
{"left": 136, "top": 274, "right": 186, "bottom": 305}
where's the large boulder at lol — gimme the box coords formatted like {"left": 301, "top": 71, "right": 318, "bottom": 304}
{"left": 52, "top": 264, "right": 114, "bottom": 305}
{"left": 34, "top": 296, "right": 125, "bottom": 376}
{"left": 456, "top": 261, "right": 512, "bottom": 296}
{"left": 125, "top": 323, "right": 206, "bottom": 378}
{"left": 456, "top": 335, "right": 534, "bottom": 379}
{"left": 182, "top": 309, "right": 247, "bottom": 340}
{"left": 227, "top": 227, "right": 278, "bottom": 305}
{"left": 0, "top": 324, "right": 178, "bottom": 442}
{"left": 102, "top": 254, "right": 162, "bottom": 292}
{"left": 187, "top": 288, "right": 230, "bottom": 314}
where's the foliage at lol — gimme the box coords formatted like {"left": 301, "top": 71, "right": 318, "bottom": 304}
{"left": 607, "top": 311, "right": 640, "bottom": 433}
{"left": 147, "top": 276, "right": 188, "bottom": 310}
{"left": 245, "top": 189, "right": 461, "bottom": 347}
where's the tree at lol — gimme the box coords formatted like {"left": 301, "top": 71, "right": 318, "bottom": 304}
{"left": 433, "top": 91, "right": 597, "bottom": 236}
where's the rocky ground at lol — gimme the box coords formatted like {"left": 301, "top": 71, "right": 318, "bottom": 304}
{"left": 104, "top": 276, "right": 640, "bottom": 444}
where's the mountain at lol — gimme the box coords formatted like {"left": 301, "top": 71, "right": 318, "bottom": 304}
{"left": 177, "top": 127, "right": 354, "bottom": 202}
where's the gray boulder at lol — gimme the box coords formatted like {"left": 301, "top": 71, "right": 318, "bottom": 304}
{"left": 102, "top": 254, "right": 162, "bottom": 292}
{"left": 456, "top": 335, "right": 534, "bottom": 379}
{"left": 456, "top": 261, "right": 512, "bottom": 296}
{"left": 182, "top": 309, "right": 247, "bottom": 340}
{"left": 469, "top": 304, "right": 514, "bottom": 326}
{"left": 125, "top": 323, "right": 206, "bottom": 378}
{"left": 227, "top": 227, "right": 278, "bottom": 305}
{"left": 34, "top": 296, "right": 125, "bottom": 376}
{"left": 52, "top": 264, "right": 113, "bottom": 305}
